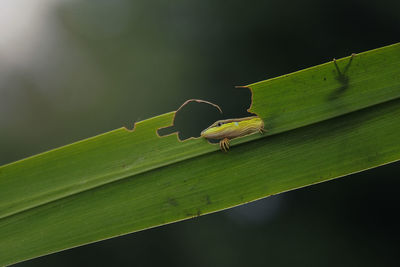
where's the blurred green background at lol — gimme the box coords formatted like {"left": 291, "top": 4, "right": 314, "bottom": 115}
{"left": 1, "top": 0, "right": 399, "bottom": 266}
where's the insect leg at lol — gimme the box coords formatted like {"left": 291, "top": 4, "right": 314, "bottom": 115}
{"left": 333, "top": 58, "right": 341, "bottom": 75}
{"left": 333, "top": 53, "right": 356, "bottom": 75}
{"left": 225, "top": 138, "right": 230, "bottom": 149}
{"left": 220, "top": 138, "right": 229, "bottom": 152}
{"left": 220, "top": 139, "right": 227, "bottom": 152}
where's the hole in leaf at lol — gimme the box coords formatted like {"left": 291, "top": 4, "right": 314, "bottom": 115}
{"left": 158, "top": 86, "right": 255, "bottom": 141}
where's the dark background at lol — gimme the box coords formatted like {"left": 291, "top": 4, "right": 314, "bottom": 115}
{"left": 1, "top": 0, "right": 399, "bottom": 266}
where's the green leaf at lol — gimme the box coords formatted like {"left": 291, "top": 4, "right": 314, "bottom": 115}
{"left": 1, "top": 43, "right": 400, "bottom": 265}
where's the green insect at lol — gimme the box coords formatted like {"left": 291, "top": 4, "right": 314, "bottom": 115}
{"left": 201, "top": 116, "right": 265, "bottom": 152}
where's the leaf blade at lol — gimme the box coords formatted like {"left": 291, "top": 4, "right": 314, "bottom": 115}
{"left": 1, "top": 43, "right": 400, "bottom": 265}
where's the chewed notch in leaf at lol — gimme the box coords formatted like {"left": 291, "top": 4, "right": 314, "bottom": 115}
{"left": 157, "top": 99, "right": 223, "bottom": 141}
